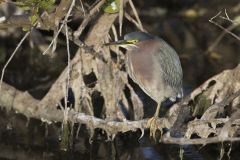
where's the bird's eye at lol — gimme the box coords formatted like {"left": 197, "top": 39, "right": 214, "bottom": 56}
{"left": 127, "top": 39, "right": 139, "bottom": 43}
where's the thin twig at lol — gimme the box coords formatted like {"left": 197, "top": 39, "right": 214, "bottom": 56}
{"left": 65, "top": 23, "right": 71, "bottom": 107}
{"left": 224, "top": 9, "right": 230, "bottom": 20}
{"left": 209, "top": 10, "right": 240, "bottom": 41}
{"left": 42, "top": 0, "right": 76, "bottom": 55}
{"left": 110, "top": 24, "right": 120, "bottom": 62}
{"left": 0, "top": 31, "right": 30, "bottom": 92}
{"left": 119, "top": 0, "right": 124, "bottom": 36}
{"left": 61, "top": 26, "right": 107, "bottom": 62}
{"left": 128, "top": 0, "right": 144, "bottom": 31}
{"left": 219, "top": 9, "right": 238, "bottom": 24}
{"left": 124, "top": 12, "right": 146, "bottom": 32}
{"left": 206, "top": 23, "right": 239, "bottom": 53}
{"left": 111, "top": 24, "right": 119, "bottom": 42}
{"left": 79, "top": 0, "right": 86, "bottom": 16}
{"left": 73, "top": 0, "right": 106, "bottom": 38}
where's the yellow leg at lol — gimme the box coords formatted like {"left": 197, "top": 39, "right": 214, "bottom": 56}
{"left": 147, "top": 102, "right": 161, "bottom": 140}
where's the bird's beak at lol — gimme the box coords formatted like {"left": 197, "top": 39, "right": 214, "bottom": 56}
{"left": 104, "top": 40, "right": 131, "bottom": 46}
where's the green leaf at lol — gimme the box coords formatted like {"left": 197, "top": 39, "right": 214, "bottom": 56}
{"left": 22, "top": 26, "right": 30, "bottom": 32}
{"left": 15, "top": 0, "right": 55, "bottom": 12}
{"left": 102, "top": 0, "right": 120, "bottom": 14}
{"left": 39, "top": 0, "right": 55, "bottom": 11}
{"left": 30, "top": 14, "right": 38, "bottom": 25}
{"left": 15, "top": 2, "right": 31, "bottom": 10}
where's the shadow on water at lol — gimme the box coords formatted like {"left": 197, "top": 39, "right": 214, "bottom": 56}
{"left": 0, "top": 108, "right": 240, "bottom": 160}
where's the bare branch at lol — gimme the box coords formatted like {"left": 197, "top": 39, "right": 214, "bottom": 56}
{"left": 162, "top": 136, "right": 240, "bottom": 145}
{"left": 0, "top": 31, "right": 30, "bottom": 92}
{"left": 128, "top": 0, "right": 144, "bottom": 31}
{"left": 119, "top": 0, "right": 124, "bottom": 36}
{"left": 42, "top": 0, "right": 76, "bottom": 55}
{"left": 73, "top": 0, "right": 106, "bottom": 38}
{"left": 206, "top": 23, "right": 239, "bottom": 53}
{"left": 201, "top": 90, "right": 240, "bottom": 120}
{"left": 209, "top": 10, "right": 240, "bottom": 41}
{"left": 124, "top": 12, "right": 146, "bottom": 32}
{"left": 0, "top": 81, "right": 169, "bottom": 135}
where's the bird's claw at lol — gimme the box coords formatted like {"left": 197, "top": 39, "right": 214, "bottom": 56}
{"left": 147, "top": 117, "right": 158, "bottom": 141}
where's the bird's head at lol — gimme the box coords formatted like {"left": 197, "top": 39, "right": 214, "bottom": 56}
{"left": 104, "top": 31, "right": 155, "bottom": 50}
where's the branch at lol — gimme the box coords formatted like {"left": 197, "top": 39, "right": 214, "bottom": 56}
{"left": 73, "top": 0, "right": 107, "bottom": 38}
{"left": 0, "top": 31, "right": 30, "bottom": 92}
{"left": 0, "top": 81, "right": 170, "bottom": 136}
{"left": 162, "top": 135, "right": 240, "bottom": 145}
{"left": 209, "top": 10, "right": 240, "bottom": 41}
{"left": 201, "top": 90, "right": 240, "bottom": 120}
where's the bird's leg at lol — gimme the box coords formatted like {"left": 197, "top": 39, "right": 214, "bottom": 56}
{"left": 147, "top": 102, "right": 161, "bottom": 140}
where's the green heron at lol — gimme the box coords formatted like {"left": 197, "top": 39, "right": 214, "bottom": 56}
{"left": 105, "top": 31, "right": 183, "bottom": 139}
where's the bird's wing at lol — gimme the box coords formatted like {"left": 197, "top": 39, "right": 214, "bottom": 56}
{"left": 125, "top": 50, "right": 157, "bottom": 99}
{"left": 156, "top": 39, "right": 183, "bottom": 89}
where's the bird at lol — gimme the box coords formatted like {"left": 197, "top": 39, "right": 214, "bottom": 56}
{"left": 105, "top": 31, "right": 183, "bottom": 139}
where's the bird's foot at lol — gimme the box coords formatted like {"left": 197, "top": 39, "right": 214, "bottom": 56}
{"left": 146, "top": 116, "right": 159, "bottom": 141}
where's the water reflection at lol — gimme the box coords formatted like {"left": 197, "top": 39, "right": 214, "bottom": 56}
{"left": 142, "top": 147, "right": 162, "bottom": 160}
